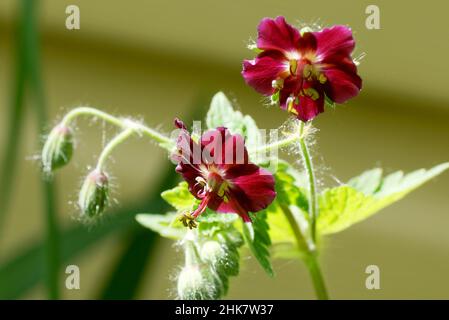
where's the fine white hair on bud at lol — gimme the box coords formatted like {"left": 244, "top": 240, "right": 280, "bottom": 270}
{"left": 200, "top": 240, "right": 239, "bottom": 283}
{"left": 177, "top": 239, "right": 224, "bottom": 300}
{"left": 200, "top": 241, "right": 225, "bottom": 265}
{"left": 78, "top": 168, "right": 109, "bottom": 219}
{"left": 176, "top": 264, "right": 221, "bottom": 300}
{"left": 42, "top": 124, "right": 74, "bottom": 173}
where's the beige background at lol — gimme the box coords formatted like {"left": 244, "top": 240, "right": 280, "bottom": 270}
{"left": 0, "top": 0, "right": 448, "bottom": 299}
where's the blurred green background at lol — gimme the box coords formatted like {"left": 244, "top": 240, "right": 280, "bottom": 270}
{"left": 0, "top": 0, "right": 448, "bottom": 299}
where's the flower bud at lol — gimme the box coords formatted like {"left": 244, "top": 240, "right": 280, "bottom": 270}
{"left": 42, "top": 124, "right": 73, "bottom": 172}
{"left": 177, "top": 264, "right": 221, "bottom": 300}
{"left": 78, "top": 169, "right": 109, "bottom": 218}
{"left": 200, "top": 240, "right": 239, "bottom": 276}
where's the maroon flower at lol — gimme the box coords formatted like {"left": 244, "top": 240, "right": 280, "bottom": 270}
{"left": 173, "top": 118, "right": 276, "bottom": 226}
{"left": 242, "top": 16, "right": 362, "bottom": 122}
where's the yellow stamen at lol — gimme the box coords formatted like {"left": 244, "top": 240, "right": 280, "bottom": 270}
{"left": 289, "top": 59, "right": 298, "bottom": 75}
{"left": 318, "top": 73, "right": 327, "bottom": 84}
{"left": 287, "top": 97, "right": 298, "bottom": 115}
{"left": 304, "top": 88, "right": 320, "bottom": 101}
{"left": 179, "top": 213, "right": 198, "bottom": 229}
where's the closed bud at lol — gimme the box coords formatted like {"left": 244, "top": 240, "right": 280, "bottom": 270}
{"left": 177, "top": 264, "right": 221, "bottom": 300}
{"left": 42, "top": 124, "right": 73, "bottom": 173}
{"left": 200, "top": 240, "right": 239, "bottom": 276}
{"left": 78, "top": 169, "right": 109, "bottom": 219}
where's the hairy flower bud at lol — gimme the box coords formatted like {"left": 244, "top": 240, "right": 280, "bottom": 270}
{"left": 177, "top": 264, "right": 221, "bottom": 300}
{"left": 78, "top": 169, "right": 109, "bottom": 218}
{"left": 177, "top": 238, "right": 223, "bottom": 300}
{"left": 200, "top": 240, "right": 239, "bottom": 277}
{"left": 42, "top": 124, "right": 73, "bottom": 172}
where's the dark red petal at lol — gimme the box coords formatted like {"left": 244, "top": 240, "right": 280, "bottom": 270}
{"left": 298, "top": 32, "right": 317, "bottom": 55}
{"left": 257, "top": 16, "right": 301, "bottom": 53}
{"left": 242, "top": 56, "right": 288, "bottom": 95}
{"left": 295, "top": 95, "right": 324, "bottom": 122}
{"left": 279, "top": 77, "right": 301, "bottom": 109}
{"left": 323, "top": 67, "right": 362, "bottom": 103}
{"left": 213, "top": 197, "right": 252, "bottom": 223}
{"left": 201, "top": 127, "right": 249, "bottom": 166}
{"left": 226, "top": 164, "right": 276, "bottom": 213}
{"left": 175, "top": 162, "right": 202, "bottom": 199}
{"left": 313, "top": 25, "right": 355, "bottom": 62}
{"left": 291, "top": 82, "right": 325, "bottom": 121}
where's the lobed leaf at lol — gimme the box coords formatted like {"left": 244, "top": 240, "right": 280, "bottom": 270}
{"left": 318, "top": 163, "right": 449, "bottom": 235}
{"left": 161, "top": 181, "right": 198, "bottom": 212}
{"left": 205, "top": 92, "right": 261, "bottom": 149}
{"left": 242, "top": 211, "right": 274, "bottom": 277}
{"left": 136, "top": 213, "right": 186, "bottom": 240}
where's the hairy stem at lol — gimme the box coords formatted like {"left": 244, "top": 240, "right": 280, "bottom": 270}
{"left": 96, "top": 128, "right": 135, "bottom": 170}
{"left": 298, "top": 121, "right": 318, "bottom": 243}
{"left": 251, "top": 132, "right": 300, "bottom": 154}
{"left": 61, "top": 106, "right": 124, "bottom": 128}
{"left": 60, "top": 106, "right": 175, "bottom": 150}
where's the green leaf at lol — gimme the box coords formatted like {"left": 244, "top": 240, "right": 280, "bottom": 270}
{"left": 205, "top": 92, "right": 261, "bottom": 148}
{"left": 274, "top": 161, "right": 308, "bottom": 210}
{"left": 242, "top": 211, "right": 274, "bottom": 277}
{"left": 136, "top": 213, "right": 186, "bottom": 240}
{"left": 206, "top": 92, "right": 241, "bottom": 131}
{"left": 347, "top": 168, "right": 382, "bottom": 195}
{"left": 197, "top": 210, "right": 239, "bottom": 224}
{"left": 161, "top": 181, "right": 198, "bottom": 212}
{"left": 318, "top": 163, "right": 449, "bottom": 235}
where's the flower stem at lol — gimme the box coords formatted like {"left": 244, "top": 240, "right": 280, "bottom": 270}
{"left": 280, "top": 204, "right": 329, "bottom": 300}
{"left": 61, "top": 106, "right": 124, "bottom": 128}
{"left": 251, "top": 133, "right": 299, "bottom": 154}
{"left": 60, "top": 106, "right": 175, "bottom": 150}
{"left": 298, "top": 121, "right": 318, "bottom": 243}
{"left": 96, "top": 128, "right": 135, "bottom": 170}
{"left": 304, "top": 254, "right": 329, "bottom": 300}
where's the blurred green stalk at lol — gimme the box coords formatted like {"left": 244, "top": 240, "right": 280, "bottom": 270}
{"left": 0, "top": 0, "right": 60, "bottom": 299}
{"left": 0, "top": 0, "right": 28, "bottom": 237}
{"left": 26, "top": 0, "right": 60, "bottom": 300}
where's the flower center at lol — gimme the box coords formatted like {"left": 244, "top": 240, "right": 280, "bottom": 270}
{"left": 288, "top": 57, "right": 327, "bottom": 85}
{"left": 206, "top": 171, "right": 230, "bottom": 199}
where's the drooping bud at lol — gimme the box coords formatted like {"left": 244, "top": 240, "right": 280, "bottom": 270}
{"left": 78, "top": 169, "right": 109, "bottom": 219}
{"left": 42, "top": 124, "right": 73, "bottom": 173}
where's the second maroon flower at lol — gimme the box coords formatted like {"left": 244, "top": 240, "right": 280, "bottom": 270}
{"left": 242, "top": 16, "right": 362, "bottom": 122}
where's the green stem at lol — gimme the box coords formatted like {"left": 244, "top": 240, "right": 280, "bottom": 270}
{"left": 0, "top": 0, "right": 28, "bottom": 237}
{"left": 60, "top": 106, "right": 174, "bottom": 150}
{"left": 298, "top": 121, "right": 318, "bottom": 243}
{"left": 26, "top": 0, "right": 60, "bottom": 299}
{"left": 251, "top": 133, "right": 300, "bottom": 154}
{"left": 96, "top": 128, "right": 135, "bottom": 170}
{"left": 304, "top": 254, "right": 329, "bottom": 300}
{"left": 280, "top": 204, "right": 329, "bottom": 300}
{"left": 61, "top": 106, "right": 125, "bottom": 128}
